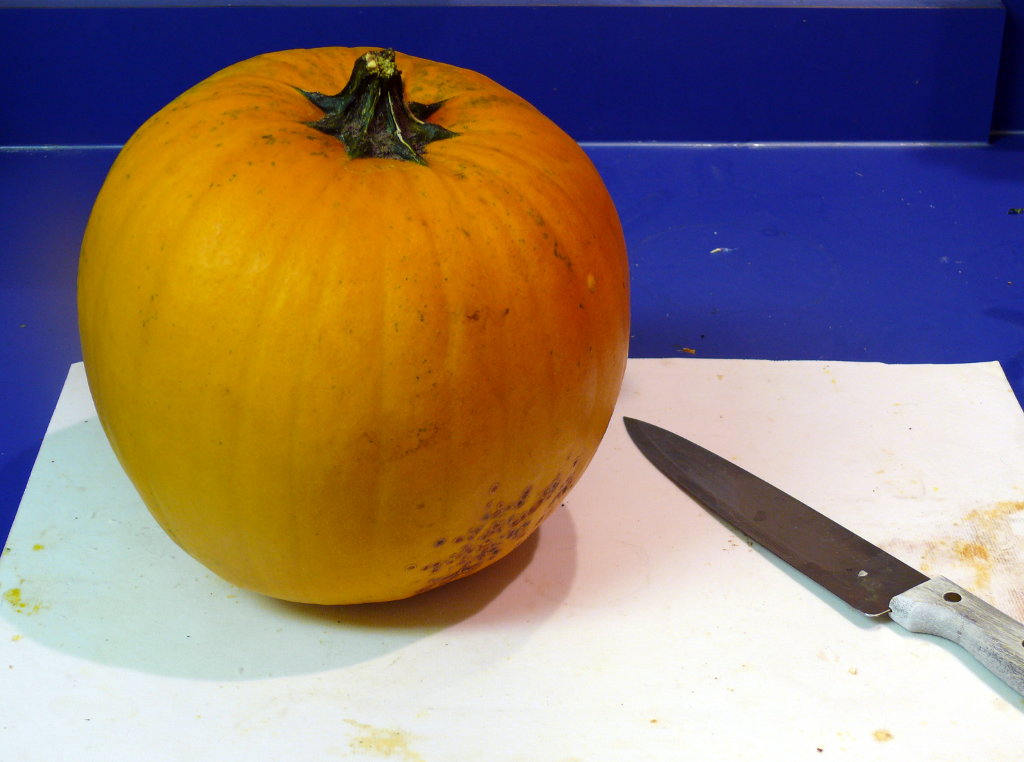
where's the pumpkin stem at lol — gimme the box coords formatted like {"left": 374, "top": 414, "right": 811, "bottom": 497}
{"left": 299, "top": 49, "right": 456, "bottom": 165}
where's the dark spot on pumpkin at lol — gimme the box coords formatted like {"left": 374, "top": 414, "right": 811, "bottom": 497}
{"left": 466, "top": 310, "right": 481, "bottom": 321}
{"left": 399, "top": 424, "right": 439, "bottom": 456}
{"left": 414, "top": 473, "right": 573, "bottom": 592}
{"left": 434, "top": 538, "right": 446, "bottom": 547}
{"left": 463, "top": 94, "right": 502, "bottom": 108}
{"left": 552, "top": 241, "right": 573, "bottom": 270}
{"left": 540, "top": 475, "right": 562, "bottom": 498}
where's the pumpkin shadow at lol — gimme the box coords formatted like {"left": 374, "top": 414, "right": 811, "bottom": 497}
{"left": 0, "top": 417, "right": 578, "bottom": 682}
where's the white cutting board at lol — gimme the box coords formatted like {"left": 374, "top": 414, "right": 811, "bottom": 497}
{"left": 2, "top": 359, "right": 1023, "bottom": 761}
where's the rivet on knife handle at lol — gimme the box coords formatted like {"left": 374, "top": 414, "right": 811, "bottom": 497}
{"left": 888, "top": 577, "right": 1024, "bottom": 695}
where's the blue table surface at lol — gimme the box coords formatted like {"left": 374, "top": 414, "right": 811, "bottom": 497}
{"left": 3, "top": 138, "right": 1024, "bottom": 546}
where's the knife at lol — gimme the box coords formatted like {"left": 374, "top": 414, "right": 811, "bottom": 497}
{"left": 623, "top": 416, "right": 1024, "bottom": 696}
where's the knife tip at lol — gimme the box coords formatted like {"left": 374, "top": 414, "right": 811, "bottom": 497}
{"left": 622, "top": 416, "right": 652, "bottom": 441}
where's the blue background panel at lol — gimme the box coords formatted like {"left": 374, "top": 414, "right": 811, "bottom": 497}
{"left": 611, "top": 143, "right": 1024, "bottom": 373}
{"left": 0, "top": 4, "right": 1007, "bottom": 145}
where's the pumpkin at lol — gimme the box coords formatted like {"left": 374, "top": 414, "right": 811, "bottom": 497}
{"left": 78, "top": 47, "right": 629, "bottom": 604}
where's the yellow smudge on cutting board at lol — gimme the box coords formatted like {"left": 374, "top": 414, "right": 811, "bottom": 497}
{"left": 873, "top": 729, "right": 894, "bottom": 742}
{"left": 822, "top": 364, "right": 838, "bottom": 388}
{"left": 2, "top": 587, "right": 44, "bottom": 616}
{"left": 345, "top": 719, "right": 425, "bottom": 761}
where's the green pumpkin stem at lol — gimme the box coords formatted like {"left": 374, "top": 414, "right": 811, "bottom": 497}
{"left": 300, "top": 49, "right": 456, "bottom": 165}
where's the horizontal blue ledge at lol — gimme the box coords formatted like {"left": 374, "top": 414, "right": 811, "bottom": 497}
{"left": 3, "top": 138, "right": 1023, "bottom": 546}
{"left": 2, "top": 1, "right": 1002, "bottom": 6}
{"left": 0, "top": 3, "right": 1006, "bottom": 144}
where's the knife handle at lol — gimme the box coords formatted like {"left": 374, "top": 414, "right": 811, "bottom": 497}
{"left": 888, "top": 576, "right": 1024, "bottom": 697}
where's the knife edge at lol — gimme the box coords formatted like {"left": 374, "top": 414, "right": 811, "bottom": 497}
{"left": 622, "top": 416, "right": 928, "bottom": 617}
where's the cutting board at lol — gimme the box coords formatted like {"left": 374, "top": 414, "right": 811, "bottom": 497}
{"left": 3, "top": 359, "right": 1023, "bottom": 761}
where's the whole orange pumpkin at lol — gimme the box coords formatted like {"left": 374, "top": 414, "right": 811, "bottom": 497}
{"left": 78, "top": 47, "right": 629, "bottom": 604}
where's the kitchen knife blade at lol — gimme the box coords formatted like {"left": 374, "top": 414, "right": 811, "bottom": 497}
{"left": 623, "top": 416, "right": 1024, "bottom": 696}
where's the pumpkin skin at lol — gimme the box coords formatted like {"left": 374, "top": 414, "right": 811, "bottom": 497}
{"left": 78, "top": 47, "right": 629, "bottom": 604}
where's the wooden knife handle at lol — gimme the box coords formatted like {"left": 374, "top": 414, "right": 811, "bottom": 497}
{"left": 888, "top": 576, "right": 1024, "bottom": 697}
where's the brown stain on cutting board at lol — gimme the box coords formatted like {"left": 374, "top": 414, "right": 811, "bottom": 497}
{"left": 964, "top": 501, "right": 1024, "bottom": 534}
{"left": 913, "top": 500, "right": 1024, "bottom": 618}
{"left": 950, "top": 540, "right": 992, "bottom": 587}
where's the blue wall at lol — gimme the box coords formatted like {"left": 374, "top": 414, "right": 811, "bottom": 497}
{"left": 0, "top": 2, "right": 1010, "bottom": 145}
{"left": 995, "top": 0, "right": 1024, "bottom": 132}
